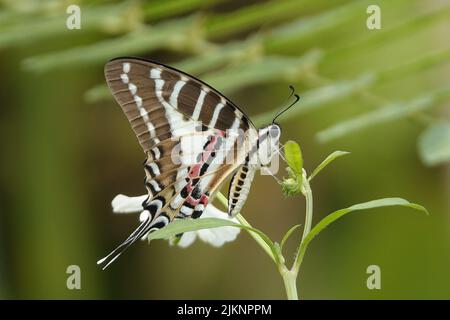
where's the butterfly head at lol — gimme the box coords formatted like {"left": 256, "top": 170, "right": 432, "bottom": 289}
{"left": 257, "top": 86, "right": 300, "bottom": 167}
{"left": 267, "top": 123, "right": 281, "bottom": 141}
{"left": 258, "top": 123, "right": 281, "bottom": 167}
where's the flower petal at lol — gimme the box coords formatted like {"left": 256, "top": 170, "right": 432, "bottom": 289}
{"left": 110, "top": 195, "right": 241, "bottom": 248}
{"left": 197, "top": 226, "right": 239, "bottom": 247}
{"left": 111, "top": 194, "right": 147, "bottom": 214}
{"left": 177, "top": 231, "right": 197, "bottom": 248}
{"left": 195, "top": 204, "right": 240, "bottom": 247}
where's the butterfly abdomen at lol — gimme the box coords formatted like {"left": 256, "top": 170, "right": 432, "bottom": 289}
{"left": 228, "top": 163, "right": 257, "bottom": 217}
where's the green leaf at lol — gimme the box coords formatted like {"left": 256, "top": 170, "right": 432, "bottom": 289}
{"left": 284, "top": 140, "right": 303, "bottom": 175}
{"left": 22, "top": 16, "right": 197, "bottom": 72}
{"left": 253, "top": 73, "right": 375, "bottom": 126}
{"left": 316, "top": 87, "right": 450, "bottom": 143}
{"left": 418, "top": 121, "right": 450, "bottom": 166}
{"left": 281, "top": 141, "right": 303, "bottom": 197}
{"left": 308, "top": 150, "right": 349, "bottom": 181}
{"left": 204, "top": 52, "right": 320, "bottom": 94}
{"left": 294, "top": 198, "right": 428, "bottom": 273}
{"left": 147, "top": 217, "right": 280, "bottom": 264}
{"left": 280, "top": 224, "right": 302, "bottom": 250}
{"left": 215, "top": 192, "right": 277, "bottom": 263}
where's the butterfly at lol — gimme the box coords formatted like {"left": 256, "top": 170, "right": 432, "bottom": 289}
{"left": 98, "top": 57, "right": 298, "bottom": 269}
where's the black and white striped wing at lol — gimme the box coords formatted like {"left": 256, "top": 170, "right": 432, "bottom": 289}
{"left": 105, "top": 57, "right": 254, "bottom": 153}
{"left": 105, "top": 56, "right": 258, "bottom": 217}
{"left": 100, "top": 57, "right": 257, "bottom": 268}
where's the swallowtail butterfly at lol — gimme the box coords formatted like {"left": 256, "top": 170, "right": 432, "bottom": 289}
{"left": 98, "top": 57, "right": 297, "bottom": 269}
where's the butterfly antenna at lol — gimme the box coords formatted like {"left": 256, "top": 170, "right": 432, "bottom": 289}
{"left": 272, "top": 85, "right": 300, "bottom": 124}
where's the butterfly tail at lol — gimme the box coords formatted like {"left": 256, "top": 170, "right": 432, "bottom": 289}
{"left": 97, "top": 216, "right": 153, "bottom": 270}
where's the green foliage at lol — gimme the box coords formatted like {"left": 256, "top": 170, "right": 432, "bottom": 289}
{"left": 418, "top": 121, "right": 450, "bottom": 166}
{"left": 280, "top": 224, "right": 301, "bottom": 251}
{"left": 317, "top": 87, "right": 450, "bottom": 143}
{"left": 3, "top": 0, "right": 447, "bottom": 166}
{"left": 252, "top": 73, "right": 376, "bottom": 126}
{"left": 281, "top": 167, "right": 301, "bottom": 197}
{"left": 1, "top": 0, "right": 442, "bottom": 300}
{"left": 284, "top": 140, "right": 303, "bottom": 175}
{"left": 147, "top": 217, "right": 280, "bottom": 263}
{"left": 281, "top": 140, "right": 303, "bottom": 196}
{"left": 294, "top": 197, "right": 428, "bottom": 273}
{"left": 309, "top": 150, "right": 349, "bottom": 181}
{"left": 145, "top": 143, "right": 427, "bottom": 299}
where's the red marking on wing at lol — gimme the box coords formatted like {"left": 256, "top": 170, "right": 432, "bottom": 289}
{"left": 189, "top": 164, "right": 201, "bottom": 178}
{"left": 187, "top": 131, "right": 223, "bottom": 179}
{"left": 179, "top": 131, "right": 222, "bottom": 211}
{"left": 186, "top": 196, "right": 199, "bottom": 206}
{"left": 200, "top": 194, "right": 209, "bottom": 205}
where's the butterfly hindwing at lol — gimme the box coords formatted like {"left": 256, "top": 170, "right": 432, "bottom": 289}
{"left": 144, "top": 130, "right": 239, "bottom": 222}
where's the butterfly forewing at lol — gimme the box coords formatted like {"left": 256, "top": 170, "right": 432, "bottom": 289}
{"left": 104, "top": 57, "right": 254, "bottom": 153}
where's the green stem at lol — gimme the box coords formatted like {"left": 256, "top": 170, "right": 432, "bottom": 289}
{"left": 217, "top": 191, "right": 301, "bottom": 299}
{"left": 294, "top": 170, "right": 314, "bottom": 274}
{"left": 300, "top": 170, "right": 313, "bottom": 246}
{"left": 216, "top": 192, "right": 276, "bottom": 263}
{"left": 280, "top": 267, "right": 298, "bottom": 300}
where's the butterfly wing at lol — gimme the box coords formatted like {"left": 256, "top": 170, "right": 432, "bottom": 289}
{"left": 99, "top": 57, "right": 257, "bottom": 268}
{"left": 104, "top": 57, "right": 254, "bottom": 152}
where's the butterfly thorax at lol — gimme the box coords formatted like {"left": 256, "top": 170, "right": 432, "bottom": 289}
{"left": 248, "top": 123, "right": 281, "bottom": 168}
{"left": 226, "top": 124, "right": 281, "bottom": 216}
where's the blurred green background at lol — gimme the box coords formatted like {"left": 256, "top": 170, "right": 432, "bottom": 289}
{"left": 0, "top": 0, "right": 449, "bottom": 299}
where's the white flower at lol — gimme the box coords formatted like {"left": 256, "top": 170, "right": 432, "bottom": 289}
{"left": 111, "top": 194, "right": 147, "bottom": 213}
{"left": 111, "top": 194, "right": 240, "bottom": 248}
